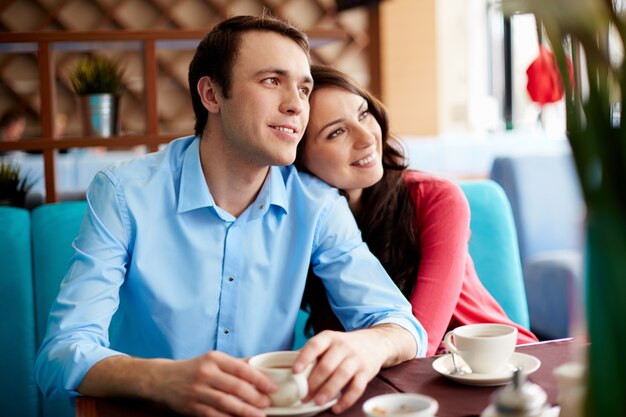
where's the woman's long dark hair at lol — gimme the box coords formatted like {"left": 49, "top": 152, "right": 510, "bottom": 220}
{"left": 295, "top": 65, "right": 420, "bottom": 335}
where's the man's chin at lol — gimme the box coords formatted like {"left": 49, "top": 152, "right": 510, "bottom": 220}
{"left": 270, "top": 153, "right": 297, "bottom": 167}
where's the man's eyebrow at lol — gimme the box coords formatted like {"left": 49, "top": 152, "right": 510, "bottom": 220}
{"left": 254, "top": 68, "right": 313, "bottom": 85}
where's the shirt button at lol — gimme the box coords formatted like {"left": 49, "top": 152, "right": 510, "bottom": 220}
{"left": 223, "top": 328, "right": 230, "bottom": 334}
{"left": 259, "top": 204, "right": 264, "bottom": 209}
{"left": 228, "top": 275, "right": 234, "bottom": 282}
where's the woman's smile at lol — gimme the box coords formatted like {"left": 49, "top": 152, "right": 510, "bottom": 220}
{"left": 351, "top": 151, "right": 378, "bottom": 167}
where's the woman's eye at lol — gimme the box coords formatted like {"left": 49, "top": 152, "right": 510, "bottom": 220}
{"left": 359, "top": 110, "right": 370, "bottom": 120}
{"left": 328, "top": 128, "right": 345, "bottom": 139}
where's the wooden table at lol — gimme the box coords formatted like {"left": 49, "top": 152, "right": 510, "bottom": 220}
{"left": 375, "top": 338, "right": 583, "bottom": 417}
{"left": 76, "top": 339, "right": 583, "bottom": 417}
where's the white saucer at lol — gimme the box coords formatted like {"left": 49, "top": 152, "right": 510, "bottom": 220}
{"left": 265, "top": 397, "right": 338, "bottom": 417}
{"left": 432, "top": 352, "right": 541, "bottom": 386}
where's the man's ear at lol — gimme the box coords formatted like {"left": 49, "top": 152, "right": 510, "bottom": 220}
{"left": 197, "top": 76, "right": 222, "bottom": 113}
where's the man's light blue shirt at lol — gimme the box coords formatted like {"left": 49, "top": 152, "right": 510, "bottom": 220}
{"left": 34, "top": 136, "right": 426, "bottom": 398}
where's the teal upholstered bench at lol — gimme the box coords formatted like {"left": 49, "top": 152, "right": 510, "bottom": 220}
{"left": 460, "top": 180, "right": 529, "bottom": 328}
{"left": 32, "top": 202, "right": 88, "bottom": 417}
{"left": 1, "top": 180, "right": 530, "bottom": 415}
{"left": 0, "top": 207, "right": 39, "bottom": 417}
{"left": 1, "top": 202, "right": 87, "bottom": 417}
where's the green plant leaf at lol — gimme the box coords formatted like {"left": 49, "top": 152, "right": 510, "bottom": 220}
{"left": 69, "top": 55, "right": 124, "bottom": 95}
{"left": 0, "top": 162, "right": 37, "bottom": 202}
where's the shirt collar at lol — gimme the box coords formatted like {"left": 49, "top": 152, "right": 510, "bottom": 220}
{"left": 177, "top": 137, "right": 215, "bottom": 213}
{"left": 177, "top": 138, "right": 289, "bottom": 216}
{"left": 264, "top": 165, "right": 289, "bottom": 215}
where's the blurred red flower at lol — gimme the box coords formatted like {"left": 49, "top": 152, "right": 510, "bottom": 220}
{"left": 526, "top": 46, "right": 574, "bottom": 105}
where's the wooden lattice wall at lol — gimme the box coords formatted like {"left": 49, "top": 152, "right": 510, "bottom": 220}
{"left": 0, "top": 0, "right": 375, "bottom": 139}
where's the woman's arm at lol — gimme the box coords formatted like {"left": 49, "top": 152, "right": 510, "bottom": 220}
{"left": 407, "top": 175, "right": 471, "bottom": 356}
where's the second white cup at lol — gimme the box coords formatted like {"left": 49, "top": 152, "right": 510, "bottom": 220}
{"left": 249, "top": 351, "right": 312, "bottom": 407}
{"left": 443, "top": 323, "right": 517, "bottom": 374}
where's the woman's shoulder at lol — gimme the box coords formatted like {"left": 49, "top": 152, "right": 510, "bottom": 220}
{"left": 402, "top": 170, "right": 466, "bottom": 202}
{"left": 402, "top": 170, "right": 470, "bottom": 227}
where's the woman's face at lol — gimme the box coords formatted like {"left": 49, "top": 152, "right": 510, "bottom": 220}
{"left": 300, "top": 86, "right": 383, "bottom": 203}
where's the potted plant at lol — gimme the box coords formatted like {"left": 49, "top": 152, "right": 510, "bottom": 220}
{"left": 69, "top": 55, "right": 124, "bottom": 137}
{"left": 0, "top": 162, "right": 36, "bottom": 208}
{"left": 502, "top": 1, "right": 626, "bottom": 416}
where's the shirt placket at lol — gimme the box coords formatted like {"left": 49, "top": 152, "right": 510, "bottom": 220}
{"left": 216, "top": 220, "right": 242, "bottom": 352}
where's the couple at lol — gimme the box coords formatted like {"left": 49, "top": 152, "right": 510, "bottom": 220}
{"left": 34, "top": 15, "right": 536, "bottom": 417}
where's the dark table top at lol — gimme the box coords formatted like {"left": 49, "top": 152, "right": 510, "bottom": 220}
{"left": 371, "top": 338, "right": 583, "bottom": 417}
{"left": 76, "top": 338, "right": 583, "bottom": 417}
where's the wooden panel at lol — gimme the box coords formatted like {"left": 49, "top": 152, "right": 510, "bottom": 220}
{"left": 37, "top": 40, "right": 57, "bottom": 202}
{"left": 380, "top": 0, "right": 438, "bottom": 136}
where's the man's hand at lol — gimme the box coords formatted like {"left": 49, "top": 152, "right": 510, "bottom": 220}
{"left": 293, "top": 324, "right": 416, "bottom": 414}
{"left": 157, "top": 351, "right": 278, "bottom": 417}
{"left": 79, "top": 351, "right": 277, "bottom": 417}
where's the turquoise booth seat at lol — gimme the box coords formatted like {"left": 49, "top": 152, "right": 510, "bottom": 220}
{"left": 5, "top": 181, "right": 529, "bottom": 412}
{"left": 293, "top": 179, "right": 530, "bottom": 350}
{"left": 459, "top": 180, "right": 529, "bottom": 328}
{"left": 31, "top": 202, "right": 88, "bottom": 417}
{"left": 32, "top": 202, "right": 88, "bottom": 348}
{"left": 0, "top": 202, "right": 88, "bottom": 417}
{"left": 0, "top": 207, "right": 39, "bottom": 417}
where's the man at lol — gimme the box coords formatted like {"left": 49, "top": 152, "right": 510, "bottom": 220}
{"left": 0, "top": 107, "right": 26, "bottom": 142}
{"left": 34, "top": 15, "right": 426, "bottom": 417}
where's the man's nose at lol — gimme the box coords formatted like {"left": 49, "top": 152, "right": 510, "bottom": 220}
{"left": 279, "top": 85, "right": 305, "bottom": 115}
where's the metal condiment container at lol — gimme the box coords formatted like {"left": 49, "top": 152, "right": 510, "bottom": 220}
{"left": 489, "top": 369, "right": 548, "bottom": 417}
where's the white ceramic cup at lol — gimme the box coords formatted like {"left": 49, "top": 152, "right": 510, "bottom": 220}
{"left": 363, "top": 393, "right": 439, "bottom": 417}
{"left": 249, "top": 351, "right": 312, "bottom": 407}
{"left": 443, "top": 323, "right": 517, "bottom": 374}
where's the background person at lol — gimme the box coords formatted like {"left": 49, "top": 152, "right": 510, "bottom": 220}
{"left": 34, "top": 16, "right": 425, "bottom": 417}
{"left": 0, "top": 107, "right": 26, "bottom": 142}
{"left": 295, "top": 65, "right": 538, "bottom": 356}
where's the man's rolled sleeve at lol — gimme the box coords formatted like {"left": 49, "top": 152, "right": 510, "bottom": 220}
{"left": 34, "top": 172, "right": 130, "bottom": 397}
{"left": 312, "top": 194, "right": 428, "bottom": 357}
{"left": 374, "top": 317, "right": 428, "bottom": 357}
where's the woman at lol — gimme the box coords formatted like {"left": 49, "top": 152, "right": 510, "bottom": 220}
{"left": 295, "top": 65, "right": 538, "bottom": 355}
